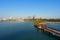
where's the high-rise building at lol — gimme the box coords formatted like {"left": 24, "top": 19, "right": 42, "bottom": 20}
{"left": 9, "top": 16, "right": 13, "bottom": 19}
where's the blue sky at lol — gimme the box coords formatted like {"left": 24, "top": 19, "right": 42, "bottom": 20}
{"left": 0, "top": 0, "right": 60, "bottom": 18}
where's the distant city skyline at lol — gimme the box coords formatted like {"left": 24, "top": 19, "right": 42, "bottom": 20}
{"left": 0, "top": 0, "right": 60, "bottom": 18}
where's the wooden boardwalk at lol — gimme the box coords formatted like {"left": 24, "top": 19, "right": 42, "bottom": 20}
{"left": 34, "top": 23, "right": 60, "bottom": 37}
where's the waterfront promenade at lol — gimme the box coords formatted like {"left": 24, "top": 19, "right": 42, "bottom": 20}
{"left": 41, "top": 24, "right": 60, "bottom": 37}
{"left": 34, "top": 23, "right": 60, "bottom": 37}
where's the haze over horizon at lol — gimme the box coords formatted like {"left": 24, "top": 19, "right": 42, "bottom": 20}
{"left": 0, "top": 0, "right": 60, "bottom": 18}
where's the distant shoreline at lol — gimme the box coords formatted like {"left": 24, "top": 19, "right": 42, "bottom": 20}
{"left": 45, "top": 22, "right": 60, "bottom": 24}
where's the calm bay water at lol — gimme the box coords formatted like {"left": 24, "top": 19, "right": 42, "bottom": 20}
{"left": 47, "top": 24, "right": 60, "bottom": 30}
{"left": 0, "top": 21, "right": 59, "bottom": 40}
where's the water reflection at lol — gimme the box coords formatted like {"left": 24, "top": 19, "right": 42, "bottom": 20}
{"left": 34, "top": 25, "right": 43, "bottom": 32}
{"left": 37, "top": 28, "right": 42, "bottom": 32}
